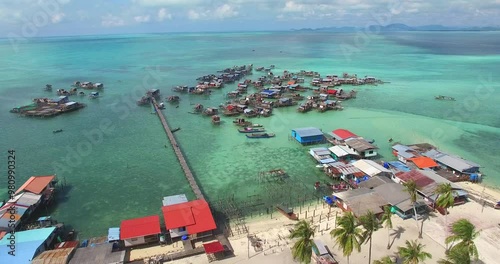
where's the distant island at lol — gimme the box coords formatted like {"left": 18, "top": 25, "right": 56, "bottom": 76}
{"left": 291, "top": 23, "right": 500, "bottom": 32}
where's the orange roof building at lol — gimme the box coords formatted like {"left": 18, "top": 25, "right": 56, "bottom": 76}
{"left": 15, "top": 175, "right": 56, "bottom": 195}
{"left": 408, "top": 157, "right": 439, "bottom": 169}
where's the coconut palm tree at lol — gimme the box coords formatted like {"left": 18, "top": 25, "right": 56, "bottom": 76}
{"left": 435, "top": 183, "right": 456, "bottom": 250}
{"left": 381, "top": 205, "right": 394, "bottom": 249}
{"left": 445, "top": 218, "right": 480, "bottom": 261}
{"left": 359, "top": 210, "right": 380, "bottom": 264}
{"left": 437, "top": 246, "right": 470, "bottom": 264}
{"left": 373, "top": 256, "right": 395, "bottom": 264}
{"left": 397, "top": 239, "right": 432, "bottom": 264}
{"left": 330, "top": 211, "right": 364, "bottom": 264}
{"left": 289, "top": 220, "right": 315, "bottom": 263}
{"left": 403, "top": 179, "right": 421, "bottom": 238}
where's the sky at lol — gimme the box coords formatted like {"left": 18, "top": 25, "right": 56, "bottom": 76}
{"left": 0, "top": 0, "right": 499, "bottom": 37}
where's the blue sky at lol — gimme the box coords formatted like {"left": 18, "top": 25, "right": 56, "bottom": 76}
{"left": 0, "top": 0, "right": 499, "bottom": 37}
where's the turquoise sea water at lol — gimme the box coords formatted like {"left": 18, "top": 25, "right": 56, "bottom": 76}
{"left": 1, "top": 31, "right": 499, "bottom": 237}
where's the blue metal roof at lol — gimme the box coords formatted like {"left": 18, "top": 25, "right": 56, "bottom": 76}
{"left": 0, "top": 227, "right": 56, "bottom": 264}
{"left": 293, "top": 127, "right": 323, "bottom": 137}
{"left": 387, "top": 161, "right": 411, "bottom": 172}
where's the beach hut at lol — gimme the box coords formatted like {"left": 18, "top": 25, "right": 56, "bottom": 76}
{"left": 0, "top": 227, "right": 57, "bottom": 264}
{"left": 161, "top": 199, "right": 217, "bottom": 240}
{"left": 119, "top": 215, "right": 161, "bottom": 247}
{"left": 291, "top": 127, "right": 324, "bottom": 145}
{"left": 373, "top": 183, "right": 428, "bottom": 219}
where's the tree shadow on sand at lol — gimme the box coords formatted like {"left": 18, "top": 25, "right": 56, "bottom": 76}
{"left": 389, "top": 226, "right": 406, "bottom": 249}
{"left": 419, "top": 211, "right": 436, "bottom": 239}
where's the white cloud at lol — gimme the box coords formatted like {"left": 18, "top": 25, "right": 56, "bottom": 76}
{"left": 157, "top": 8, "right": 172, "bottom": 21}
{"left": 56, "top": 0, "right": 71, "bottom": 4}
{"left": 101, "top": 14, "right": 125, "bottom": 27}
{"left": 187, "top": 9, "right": 204, "bottom": 20}
{"left": 134, "top": 15, "right": 151, "bottom": 23}
{"left": 51, "top": 12, "right": 66, "bottom": 23}
{"left": 283, "top": 1, "right": 305, "bottom": 12}
{"left": 134, "top": 0, "right": 202, "bottom": 6}
{"left": 214, "top": 4, "right": 238, "bottom": 19}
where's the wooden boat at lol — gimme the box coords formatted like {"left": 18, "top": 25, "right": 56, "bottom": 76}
{"left": 246, "top": 133, "right": 275, "bottom": 138}
{"left": 233, "top": 118, "right": 252, "bottom": 127}
{"left": 44, "top": 84, "right": 52, "bottom": 91}
{"left": 212, "top": 115, "right": 221, "bottom": 125}
{"left": 238, "top": 127, "right": 265, "bottom": 133}
{"left": 171, "top": 127, "right": 181, "bottom": 133}
{"left": 435, "top": 95, "right": 456, "bottom": 101}
{"left": 53, "top": 129, "right": 63, "bottom": 134}
{"left": 89, "top": 92, "right": 99, "bottom": 99}
{"left": 167, "top": 95, "right": 180, "bottom": 102}
{"left": 275, "top": 205, "right": 298, "bottom": 220}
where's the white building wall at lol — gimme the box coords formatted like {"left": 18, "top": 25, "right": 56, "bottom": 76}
{"left": 124, "top": 236, "right": 145, "bottom": 247}
{"left": 169, "top": 228, "right": 188, "bottom": 238}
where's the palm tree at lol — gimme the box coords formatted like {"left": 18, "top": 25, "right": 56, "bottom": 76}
{"left": 403, "top": 179, "right": 421, "bottom": 238}
{"left": 381, "top": 205, "right": 394, "bottom": 249}
{"left": 437, "top": 246, "right": 470, "bottom": 264}
{"left": 330, "top": 211, "right": 364, "bottom": 264}
{"left": 397, "top": 239, "right": 432, "bottom": 264}
{"left": 359, "top": 210, "right": 380, "bottom": 264}
{"left": 289, "top": 220, "right": 315, "bottom": 263}
{"left": 373, "top": 256, "right": 395, "bottom": 264}
{"left": 435, "top": 183, "right": 456, "bottom": 250}
{"left": 445, "top": 218, "right": 480, "bottom": 261}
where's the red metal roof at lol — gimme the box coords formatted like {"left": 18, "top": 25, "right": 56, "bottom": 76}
{"left": 203, "top": 241, "right": 225, "bottom": 254}
{"left": 15, "top": 175, "right": 55, "bottom": 195}
{"left": 331, "top": 129, "right": 357, "bottom": 140}
{"left": 120, "top": 215, "right": 161, "bottom": 240}
{"left": 396, "top": 170, "right": 435, "bottom": 188}
{"left": 54, "top": 241, "right": 80, "bottom": 249}
{"left": 327, "top": 89, "right": 337, "bottom": 95}
{"left": 408, "top": 157, "right": 439, "bottom": 169}
{"left": 162, "top": 199, "right": 217, "bottom": 235}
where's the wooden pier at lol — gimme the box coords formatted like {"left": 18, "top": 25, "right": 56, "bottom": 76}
{"left": 151, "top": 98, "right": 205, "bottom": 200}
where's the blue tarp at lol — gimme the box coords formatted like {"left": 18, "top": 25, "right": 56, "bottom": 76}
{"left": 387, "top": 161, "right": 411, "bottom": 172}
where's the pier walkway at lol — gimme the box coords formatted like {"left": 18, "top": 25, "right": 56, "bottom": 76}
{"left": 151, "top": 98, "right": 205, "bottom": 200}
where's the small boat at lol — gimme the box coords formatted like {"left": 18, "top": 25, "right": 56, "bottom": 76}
{"left": 251, "top": 124, "right": 263, "bottom": 127}
{"left": 78, "top": 91, "right": 85, "bottom": 96}
{"left": 314, "top": 181, "right": 321, "bottom": 190}
{"left": 435, "top": 95, "right": 456, "bottom": 101}
{"left": 167, "top": 95, "right": 180, "bottom": 102}
{"left": 233, "top": 118, "right": 252, "bottom": 127}
{"left": 44, "top": 84, "right": 52, "bottom": 91}
{"left": 495, "top": 201, "right": 500, "bottom": 210}
{"left": 275, "top": 205, "right": 298, "bottom": 221}
{"left": 238, "top": 127, "right": 265, "bottom": 133}
{"left": 246, "top": 133, "right": 275, "bottom": 138}
{"left": 212, "top": 115, "right": 221, "bottom": 125}
{"left": 89, "top": 92, "right": 99, "bottom": 99}
{"left": 171, "top": 127, "right": 181, "bottom": 133}
{"left": 53, "top": 129, "right": 63, "bottom": 134}
{"left": 158, "top": 102, "right": 165, "bottom": 109}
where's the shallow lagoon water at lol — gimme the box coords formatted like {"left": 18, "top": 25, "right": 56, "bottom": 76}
{"left": 0, "top": 31, "right": 499, "bottom": 237}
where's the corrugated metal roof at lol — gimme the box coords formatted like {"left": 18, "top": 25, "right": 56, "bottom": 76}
{"left": 15, "top": 175, "right": 55, "bottom": 195}
{"left": 334, "top": 188, "right": 386, "bottom": 216}
{"left": 8, "top": 192, "right": 41, "bottom": 207}
{"left": 69, "top": 243, "right": 125, "bottom": 264}
{"left": 162, "top": 199, "right": 217, "bottom": 235}
{"left": 329, "top": 145, "right": 357, "bottom": 157}
{"left": 326, "top": 162, "right": 362, "bottom": 175}
{"left": 357, "top": 176, "right": 393, "bottom": 189}
{"left": 293, "top": 127, "right": 323, "bottom": 137}
{"left": 373, "top": 183, "right": 411, "bottom": 205}
{"left": 31, "top": 247, "right": 75, "bottom": 264}
{"left": 392, "top": 144, "right": 412, "bottom": 153}
{"left": 0, "top": 227, "right": 56, "bottom": 264}
{"left": 162, "top": 194, "right": 188, "bottom": 206}
{"left": 310, "top": 147, "right": 331, "bottom": 156}
{"left": 345, "top": 138, "right": 378, "bottom": 152}
{"left": 119, "top": 215, "right": 160, "bottom": 240}
{"left": 352, "top": 160, "right": 390, "bottom": 177}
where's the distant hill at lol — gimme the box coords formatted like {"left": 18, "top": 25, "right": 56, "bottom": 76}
{"left": 292, "top": 24, "right": 500, "bottom": 32}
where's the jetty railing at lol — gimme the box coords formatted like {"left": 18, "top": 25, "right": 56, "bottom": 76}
{"left": 151, "top": 98, "right": 205, "bottom": 200}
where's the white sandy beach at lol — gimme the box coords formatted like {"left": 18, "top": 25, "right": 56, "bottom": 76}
{"left": 168, "top": 195, "right": 500, "bottom": 264}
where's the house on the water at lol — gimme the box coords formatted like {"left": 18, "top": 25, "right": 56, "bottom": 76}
{"left": 15, "top": 175, "right": 57, "bottom": 204}
{"left": 119, "top": 215, "right": 161, "bottom": 247}
{"left": 391, "top": 144, "right": 418, "bottom": 163}
{"left": 291, "top": 127, "right": 324, "bottom": 145}
{"left": 328, "top": 145, "right": 359, "bottom": 161}
{"left": 329, "top": 129, "right": 358, "bottom": 143}
{"left": 0, "top": 227, "right": 58, "bottom": 264}
{"left": 423, "top": 149, "right": 480, "bottom": 176}
{"left": 32, "top": 241, "right": 78, "bottom": 264}
{"left": 309, "top": 147, "right": 335, "bottom": 164}
{"left": 352, "top": 159, "right": 392, "bottom": 178}
{"left": 344, "top": 138, "right": 378, "bottom": 158}
{"left": 324, "top": 162, "right": 364, "bottom": 181}
{"left": 161, "top": 199, "right": 217, "bottom": 240}
{"left": 407, "top": 156, "right": 439, "bottom": 170}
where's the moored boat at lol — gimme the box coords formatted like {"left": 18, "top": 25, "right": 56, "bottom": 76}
{"left": 495, "top": 201, "right": 500, "bottom": 210}
{"left": 212, "top": 115, "right": 221, "bottom": 125}
{"left": 246, "top": 133, "right": 275, "bottom": 138}
{"left": 238, "top": 127, "right": 265, "bottom": 133}
{"left": 275, "top": 205, "right": 298, "bottom": 220}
